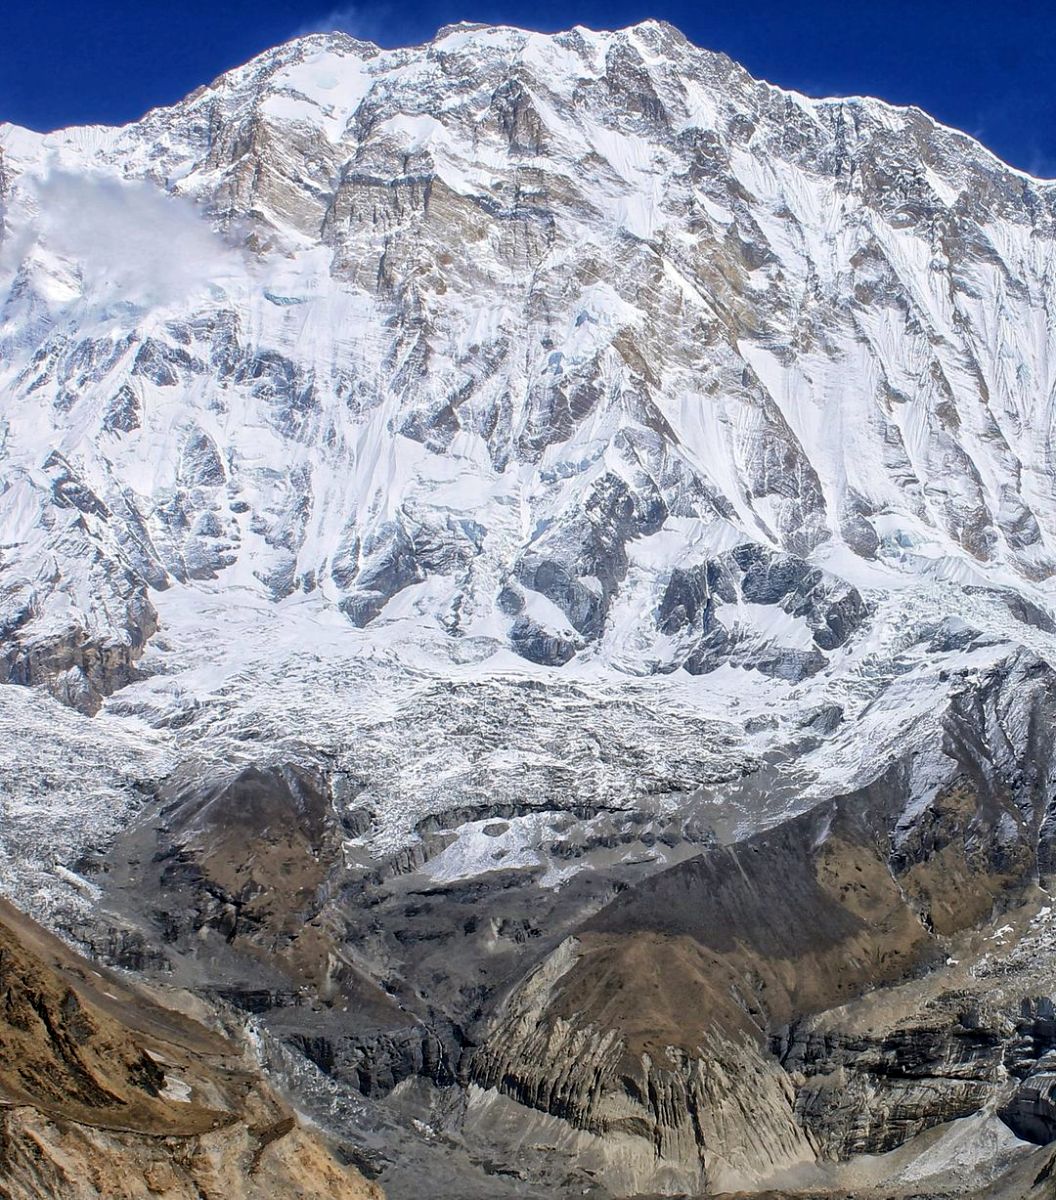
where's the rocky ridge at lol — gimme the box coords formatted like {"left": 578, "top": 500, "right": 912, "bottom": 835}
{"left": 0, "top": 896, "right": 382, "bottom": 1200}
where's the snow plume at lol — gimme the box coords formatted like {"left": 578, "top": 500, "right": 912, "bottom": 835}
{"left": 293, "top": 5, "right": 394, "bottom": 46}
{"left": 16, "top": 166, "right": 241, "bottom": 309}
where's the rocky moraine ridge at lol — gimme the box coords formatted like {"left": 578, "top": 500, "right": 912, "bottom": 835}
{"left": 4, "top": 17, "right": 1056, "bottom": 1200}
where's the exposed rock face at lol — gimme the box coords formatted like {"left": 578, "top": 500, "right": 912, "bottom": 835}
{"left": 0, "top": 897, "right": 382, "bottom": 1200}
{"left": 152, "top": 761, "right": 343, "bottom": 959}
{"left": 0, "top": 599, "right": 157, "bottom": 714}
{"left": 0, "top": 491, "right": 158, "bottom": 713}
{"left": 465, "top": 653, "right": 1056, "bottom": 1192}
{"left": 782, "top": 1019, "right": 1004, "bottom": 1156}
{"left": 0, "top": 1108, "right": 380, "bottom": 1200}
{"left": 470, "top": 936, "right": 815, "bottom": 1195}
{"left": 82, "top": 751, "right": 721, "bottom": 1122}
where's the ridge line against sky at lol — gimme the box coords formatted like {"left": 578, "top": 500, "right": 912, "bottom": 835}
{"left": 1, "top": 1, "right": 1054, "bottom": 178}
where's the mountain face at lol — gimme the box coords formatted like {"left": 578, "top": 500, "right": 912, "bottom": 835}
{"left": 4, "top": 19, "right": 1056, "bottom": 1199}
{"left": 5, "top": 18, "right": 1056, "bottom": 708}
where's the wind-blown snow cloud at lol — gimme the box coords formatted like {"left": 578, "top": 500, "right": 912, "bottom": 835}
{"left": 21, "top": 167, "right": 241, "bottom": 309}
{"left": 293, "top": 4, "right": 400, "bottom": 48}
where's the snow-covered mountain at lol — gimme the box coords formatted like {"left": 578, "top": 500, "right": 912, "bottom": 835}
{"left": 4, "top": 20, "right": 1056, "bottom": 1199}
{"left": 4, "top": 19, "right": 1056, "bottom": 711}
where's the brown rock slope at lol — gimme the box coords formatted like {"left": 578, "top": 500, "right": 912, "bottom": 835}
{"left": 0, "top": 896, "right": 382, "bottom": 1200}
{"left": 469, "top": 753, "right": 1054, "bottom": 1194}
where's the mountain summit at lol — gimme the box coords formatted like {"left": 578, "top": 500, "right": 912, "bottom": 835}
{"left": 3, "top": 20, "right": 1055, "bottom": 706}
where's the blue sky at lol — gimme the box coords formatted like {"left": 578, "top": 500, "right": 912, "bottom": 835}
{"left": 3, "top": 1, "right": 1054, "bottom": 176}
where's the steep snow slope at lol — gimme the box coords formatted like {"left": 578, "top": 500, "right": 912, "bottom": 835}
{"left": 3, "top": 19, "right": 1056, "bottom": 718}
